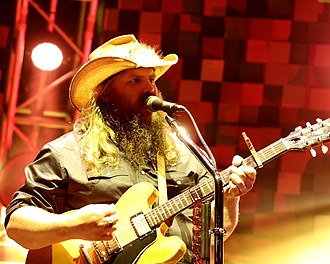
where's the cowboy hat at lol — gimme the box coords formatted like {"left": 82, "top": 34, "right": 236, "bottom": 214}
{"left": 69, "top": 34, "right": 178, "bottom": 111}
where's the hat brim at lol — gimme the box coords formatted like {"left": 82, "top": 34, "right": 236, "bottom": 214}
{"left": 69, "top": 54, "right": 178, "bottom": 111}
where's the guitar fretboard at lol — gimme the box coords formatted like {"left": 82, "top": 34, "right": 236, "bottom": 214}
{"left": 145, "top": 138, "right": 288, "bottom": 227}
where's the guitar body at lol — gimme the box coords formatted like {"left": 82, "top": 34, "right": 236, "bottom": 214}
{"left": 137, "top": 223, "right": 186, "bottom": 264}
{"left": 26, "top": 182, "right": 186, "bottom": 264}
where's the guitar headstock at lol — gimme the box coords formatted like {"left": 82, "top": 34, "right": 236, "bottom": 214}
{"left": 283, "top": 118, "right": 330, "bottom": 156}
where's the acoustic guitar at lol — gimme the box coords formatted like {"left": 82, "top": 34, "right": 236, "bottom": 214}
{"left": 26, "top": 118, "right": 330, "bottom": 264}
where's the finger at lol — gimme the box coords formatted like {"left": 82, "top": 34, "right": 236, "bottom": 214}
{"left": 225, "top": 181, "right": 250, "bottom": 197}
{"left": 230, "top": 174, "right": 248, "bottom": 191}
{"left": 233, "top": 174, "right": 255, "bottom": 191}
{"left": 104, "top": 214, "right": 119, "bottom": 228}
{"left": 224, "top": 164, "right": 257, "bottom": 197}
{"left": 240, "top": 166, "right": 257, "bottom": 181}
{"left": 107, "top": 219, "right": 115, "bottom": 228}
{"left": 228, "top": 166, "right": 247, "bottom": 188}
{"left": 232, "top": 155, "right": 243, "bottom": 167}
{"left": 230, "top": 165, "right": 256, "bottom": 183}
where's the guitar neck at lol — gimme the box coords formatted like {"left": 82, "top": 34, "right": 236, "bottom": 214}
{"left": 145, "top": 138, "right": 288, "bottom": 228}
{"left": 222, "top": 138, "right": 288, "bottom": 184}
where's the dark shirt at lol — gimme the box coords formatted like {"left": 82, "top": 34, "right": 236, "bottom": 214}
{"left": 5, "top": 132, "right": 210, "bottom": 263}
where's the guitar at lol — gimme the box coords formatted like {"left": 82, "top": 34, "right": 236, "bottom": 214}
{"left": 26, "top": 118, "right": 330, "bottom": 264}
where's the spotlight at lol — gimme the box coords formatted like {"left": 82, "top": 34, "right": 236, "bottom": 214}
{"left": 31, "top": 42, "right": 63, "bottom": 71}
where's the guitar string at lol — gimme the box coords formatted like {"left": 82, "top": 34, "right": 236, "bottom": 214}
{"left": 81, "top": 133, "right": 327, "bottom": 261}
{"left": 83, "top": 140, "right": 288, "bottom": 259}
{"left": 85, "top": 186, "right": 205, "bottom": 257}
{"left": 142, "top": 140, "right": 286, "bottom": 227}
{"left": 86, "top": 131, "right": 330, "bottom": 260}
{"left": 83, "top": 124, "right": 330, "bottom": 259}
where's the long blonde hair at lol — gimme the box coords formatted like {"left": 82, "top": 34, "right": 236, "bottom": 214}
{"left": 73, "top": 95, "right": 120, "bottom": 173}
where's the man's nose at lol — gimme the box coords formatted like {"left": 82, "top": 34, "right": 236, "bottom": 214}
{"left": 141, "top": 81, "right": 157, "bottom": 94}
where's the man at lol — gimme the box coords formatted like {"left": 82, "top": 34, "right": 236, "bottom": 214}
{"left": 5, "top": 34, "right": 256, "bottom": 263}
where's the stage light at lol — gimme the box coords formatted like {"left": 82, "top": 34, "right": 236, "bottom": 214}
{"left": 31, "top": 42, "right": 63, "bottom": 71}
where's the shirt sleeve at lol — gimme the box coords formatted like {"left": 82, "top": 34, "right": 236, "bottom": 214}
{"left": 5, "top": 144, "right": 69, "bottom": 227}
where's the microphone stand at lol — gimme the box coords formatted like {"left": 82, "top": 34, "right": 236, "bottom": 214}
{"left": 165, "top": 115, "right": 225, "bottom": 264}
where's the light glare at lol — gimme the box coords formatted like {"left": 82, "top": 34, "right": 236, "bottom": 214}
{"left": 31, "top": 42, "right": 63, "bottom": 71}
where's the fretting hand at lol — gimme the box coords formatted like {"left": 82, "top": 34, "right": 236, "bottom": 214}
{"left": 223, "top": 155, "right": 256, "bottom": 198}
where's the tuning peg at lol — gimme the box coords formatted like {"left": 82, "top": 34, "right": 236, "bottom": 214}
{"left": 310, "top": 147, "right": 317, "bottom": 157}
{"left": 306, "top": 122, "right": 311, "bottom": 127}
{"left": 295, "top": 126, "right": 302, "bottom": 131}
{"left": 321, "top": 144, "right": 328, "bottom": 154}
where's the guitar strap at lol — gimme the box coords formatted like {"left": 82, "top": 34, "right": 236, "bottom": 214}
{"left": 156, "top": 152, "right": 168, "bottom": 204}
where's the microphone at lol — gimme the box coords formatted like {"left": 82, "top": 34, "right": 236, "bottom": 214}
{"left": 145, "top": 96, "right": 185, "bottom": 114}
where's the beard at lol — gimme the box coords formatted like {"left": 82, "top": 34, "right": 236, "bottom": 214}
{"left": 103, "top": 110, "right": 170, "bottom": 169}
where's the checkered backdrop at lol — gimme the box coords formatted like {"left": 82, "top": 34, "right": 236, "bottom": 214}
{"left": 1, "top": 0, "right": 330, "bottom": 263}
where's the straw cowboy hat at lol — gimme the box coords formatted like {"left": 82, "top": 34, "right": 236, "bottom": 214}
{"left": 69, "top": 34, "right": 178, "bottom": 111}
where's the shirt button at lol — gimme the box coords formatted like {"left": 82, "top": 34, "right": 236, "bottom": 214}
{"left": 141, "top": 170, "right": 146, "bottom": 175}
{"left": 176, "top": 180, "right": 182, "bottom": 185}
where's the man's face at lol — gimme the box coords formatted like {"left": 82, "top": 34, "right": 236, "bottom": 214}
{"left": 97, "top": 67, "right": 159, "bottom": 123}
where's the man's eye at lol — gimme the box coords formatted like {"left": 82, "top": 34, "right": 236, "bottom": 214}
{"left": 130, "top": 78, "right": 139, "bottom": 83}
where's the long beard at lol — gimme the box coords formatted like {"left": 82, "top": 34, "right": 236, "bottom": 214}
{"left": 105, "top": 112, "right": 169, "bottom": 169}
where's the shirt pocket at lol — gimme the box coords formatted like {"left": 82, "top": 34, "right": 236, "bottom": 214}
{"left": 86, "top": 167, "right": 135, "bottom": 201}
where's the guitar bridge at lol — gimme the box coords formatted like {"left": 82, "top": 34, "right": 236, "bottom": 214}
{"left": 130, "top": 212, "right": 152, "bottom": 240}
{"left": 79, "top": 236, "right": 122, "bottom": 264}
